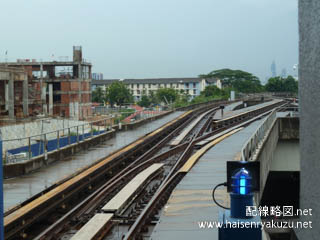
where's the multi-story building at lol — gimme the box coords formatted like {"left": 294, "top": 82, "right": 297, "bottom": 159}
{"left": 0, "top": 46, "right": 92, "bottom": 120}
{"left": 92, "top": 73, "right": 104, "bottom": 80}
{"left": 0, "top": 66, "right": 28, "bottom": 119}
{"left": 92, "top": 77, "right": 221, "bottom": 101}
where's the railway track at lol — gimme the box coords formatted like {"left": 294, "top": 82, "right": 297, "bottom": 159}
{"left": 123, "top": 101, "right": 288, "bottom": 240}
{"left": 4, "top": 102, "right": 226, "bottom": 240}
{"left": 63, "top": 100, "right": 287, "bottom": 239}
{"left": 4, "top": 100, "right": 287, "bottom": 240}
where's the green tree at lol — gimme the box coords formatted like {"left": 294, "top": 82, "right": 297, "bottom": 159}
{"left": 138, "top": 95, "right": 151, "bottom": 108}
{"left": 148, "top": 90, "right": 159, "bottom": 105}
{"left": 174, "top": 91, "right": 190, "bottom": 108}
{"left": 105, "top": 82, "right": 133, "bottom": 107}
{"left": 201, "top": 85, "right": 224, "bottom": 97}
{"left": 200, "top": 69, "right": 263, "bottom": 93}
{"left": 156, "top": 88, "right": 178, "bottom": 104}
{"left": 265, "top": 77, "right": 284, "bottom": 92}
{"left": 92, "top": 87, "right": 105, "bottom": 103}
{"left": 284, "top": 76, "right": 298, "bottom": 93}
{"left": 265, "top": 75, "right": 298, "bottom": 93}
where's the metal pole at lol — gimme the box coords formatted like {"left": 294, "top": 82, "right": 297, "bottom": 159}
{"left": 28, "top": 137, "right": 31, "bottom": 160}
{"left": 82, "top": 125, "right": 85, "bottom": 141}
{"left": 77, "top": 126, "right": 79, "bottom": 143}
{"left": 44, "top": 133, "right": 47, "bottom": 161}
{"left": 57, "top": 131, "right": 60, "bottom": 150}
{"left": 0, "top": 130, "right": 3, "bottom": 240}
{"left": 68, "top": 128, "right": 71, "bottom": 145}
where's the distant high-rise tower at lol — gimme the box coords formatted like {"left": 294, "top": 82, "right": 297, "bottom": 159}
{"left": 281, "top": 68, "right": 287, "bottom": 78}
{"left": 271, "top": 61, "right": 277, "bottom": 77}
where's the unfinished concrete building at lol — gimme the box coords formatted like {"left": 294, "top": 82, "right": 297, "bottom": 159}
{"left": 0, "top": 66, "right": 29, "bottom": 120}
{"left": 0, "top": 46, "right": 92, "bottom": 120}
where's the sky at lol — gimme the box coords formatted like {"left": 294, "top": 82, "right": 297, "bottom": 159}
{"left": 0, "top": 0, "right": 298, "bottom": 83}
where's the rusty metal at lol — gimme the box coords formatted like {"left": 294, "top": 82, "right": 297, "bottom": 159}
{"left": 4, "top": 100, "right": 287, "bottom": 240}
{"left": 124, "top": 172, "right": 185, "bottom": 240}
{"left": 123, "top": 101, "right": 288, "bottom": 239}
{"left": 30, "top": 105, "right": 220, "bottom": 240}
{"left": 4, "top": 108, "right": 199, "bottom": 240}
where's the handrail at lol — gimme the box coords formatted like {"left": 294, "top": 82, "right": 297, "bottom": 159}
{"left": 240, "top": 103, "right": 288, "bottom": 162}
{"left": 2, "top": 117, "right": 113, "bottom": 142}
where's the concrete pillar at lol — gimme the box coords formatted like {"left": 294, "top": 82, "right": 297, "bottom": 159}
{"left": 298, "top": 0, "right": 320, "bottom": 238}
{"left": 42, "top": 85, "right": 47, "bottom": 115}
{"left": 4, "top": 83, "right": 8, "bottom": 111}
{"left": 22, "top": 75, "right": 28, "bottom": 117}
{"left": 69, "top": 102, "right": 74, "bottom": 118}
{"left": 75, "top": 102, "right": 79, "bottom": 120}
{"left": 8, "top": 73, "right": 14, "bottom": 119}
{"left": 40, "top": 64, "right": 47, "bottom": 115}
{"left": 48, "top": 84, "right": 53, "bottom": 115}
{"left": 78, "top": 64, "right": 82, "bottom": 119}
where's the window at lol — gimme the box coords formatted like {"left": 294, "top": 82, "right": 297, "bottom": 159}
{"left": 137, "top": 90, "right": 140, "bottom": 94}
{"left": 170, "top": 83, "right": 173, "bottom": 88}
{"left": 193, "top": 89, "right": 196, "bottom": 95}
{"left": 148, "top": 84, "right": 151, "bottom": 88}
{"left": 176, "top": 84, "right": 179, "bottom": 88}
{"left": 137, "top": 83, "right": 140, "bottom": 88}
{"left": 131, "top": 84, "right": 134, "bottom": 88}
{"left": 143, "top": 83, "right": 145, "bottom": 88}
{"left": 142, "top": 90, "right": 146, "bottom": 94}
{"left": 193, "top": 83, "right": 196, "bottom": 88}
{"left": 186, "top": 83, "right": 189, "bottom": 88}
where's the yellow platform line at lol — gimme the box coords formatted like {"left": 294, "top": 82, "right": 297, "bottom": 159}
{"left": 4, "top": 110, "right": 193, "bottom": 226}
{"left": 179, "top": 128, "right": 243, "bottom": 173}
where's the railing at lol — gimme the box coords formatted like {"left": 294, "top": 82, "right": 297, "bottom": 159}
{"left": 2, "top": 117, "right": 113, "bottom": 164}
{"left": 240, "top": 100, "right": 293, "bottom": 162}
{"left": 93, "top": 106, "right": 166, "bottom": 124}
{"left": 241, "top": 109, "right": 278, "bottom": 162}
{"left": 278, "top": 106, "right": 299, "bottom": 117}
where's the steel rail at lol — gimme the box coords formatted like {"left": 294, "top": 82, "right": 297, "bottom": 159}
{"left": 33, "top": 114, "right": 196, "bottom": 240}
{"left": 124, "top": 135, "right": 197, "bottom": 240}
{"left": 123, "top": 101, "right": 287, "bottom": 239}
{"left": 33, "top": 108, "right": 218, "bottom": 240}
{"left": 5, "top": 109, "right": 198, "bottom": 240}
{"left": 5, "top": 100, "right": 284, "bottom": 240}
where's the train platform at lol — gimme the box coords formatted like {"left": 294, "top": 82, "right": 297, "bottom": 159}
{"left": 213, "top": 101, "right": 243, "bottom": 119}
{"left": 216, "top": 99, "right": 282, "bottom": 120}
{"left": 151, "top": 117, "right": 267, "bottom": 240}
{"left": 3, "top": 111, "right": 185, "bottom": 211}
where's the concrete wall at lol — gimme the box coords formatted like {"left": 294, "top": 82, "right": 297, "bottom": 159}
{"left": 4, "top": 129, "right": 116, "bottom": 178}
{"left": 298, "top": 0, "right": 320, "bottom": 238}
{"left": 1, "top": 118, "right": 87, "bottom": 152}
{"left": 253, "top": 117, "right": 299, "bottom": 203}
{"left": 254, "top": 119, "right": 280, "bottom": 204}
{"left": 270, "top": 140, "right": 300, "bottom": 171}
{"left": 279, "top": 117, "right": 299, "bottom": 140}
